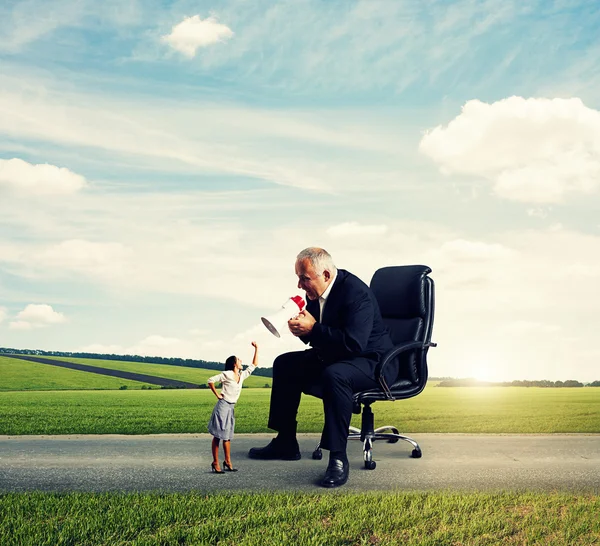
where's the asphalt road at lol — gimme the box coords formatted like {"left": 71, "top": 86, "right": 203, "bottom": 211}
{"left": 1, "top": 433, "right": 598, "bottom": 493}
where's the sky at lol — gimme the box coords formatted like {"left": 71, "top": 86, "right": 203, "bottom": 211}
{"left": 1, "top": 0, "right": 600, "bottom": 382}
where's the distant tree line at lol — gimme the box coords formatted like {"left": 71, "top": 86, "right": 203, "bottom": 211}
{"left": 0, "top": 347, "right": 274, "bottom": 378}
{"left": 2, "top": 348, "right": 596, "bottom": 386}
{"left": 436, "top": 378, "right": 598, "bottom": 388}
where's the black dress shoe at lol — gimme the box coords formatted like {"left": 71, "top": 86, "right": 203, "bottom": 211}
{"left": 223, "top": 460, "right": 238, "bottom": 472}
{"left": 320, "top": 458, "right": 349, "bottom": 488}
{"left": 248, "top": 438, "right": 301, "bottom": 460}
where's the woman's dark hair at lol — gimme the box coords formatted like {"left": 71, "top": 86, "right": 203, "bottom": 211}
{"left": 224, "top": 355, "right": 237, "bottom": 371}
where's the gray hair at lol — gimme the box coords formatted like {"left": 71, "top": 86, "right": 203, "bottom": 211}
{"left": 296, "top": 247, "right": 337, "bottom": 275}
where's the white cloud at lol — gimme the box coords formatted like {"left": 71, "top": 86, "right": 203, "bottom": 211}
{"left": 78, "top": 324, "right": 305, "bottom": 369}
{"left": 229, "top": 322, "right": 306, "bottom": 369}
{"left": 0, "top": 69, "right": 416, "bottom": 194}
{"left": 326, "top": 222, "right": 388, "bottom": 238}
{"left": 78, "top": 343, "right": 124, "bottom": 355}
{"left": 189, "top": 328, "right": 210, "bottom": 337}
{"left": 129, "top": 335, "right": 185, "bottom": 357}
{"left": 527, "top": 207, "right": 550, "bottom": 218}
{"left": 0, "top": 0, "right": 85, "bottom": 52}
{"left": 437, "top": 239, "right": 515, "bottom": 264}
{"left": 0, "top": 0, "right": 144, "bottom": 52}
{"left": 9, "top": 304, "right": 66, "bottom": 330}
{"left": 36, "top": 239, "right": 131, "bottom": 281}
{"left": 0, "top": 158, "right": 86, "bottom": 196}
{"left": 4, "top": 215, "right": 600, "bottom": 380}
{"left": 9, "top": 321, "right": 33, "bottom": 331}
{"left": 503, "top": 321, "right": 561, "bottom": 334}
{"left": 162, "top": 15, "right": 233, "bottom": 57}
{"left": 564, "top": 263, "right": 600, "bottom": 278}
{"left": 0, "top": 306, "right": 7, "bottom": 324}
{"left": 140, "top": 0, "right": 526, "bottom": 94}
{"left": 80, "top": 335, "right": 223, "bottom": 361}
{"left": 58, "top": 221, "right": 600, "bottom": 380}
{"left": 419, "top": 96, "right": 600, "bottom": 204}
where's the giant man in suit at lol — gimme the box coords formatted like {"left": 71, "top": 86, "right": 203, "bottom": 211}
{"left": 249, "top": 247, "right": 396, "bottom": 488}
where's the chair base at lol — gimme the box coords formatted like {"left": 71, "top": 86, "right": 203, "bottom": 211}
{"left": 311, "top": 411, "right": 423, "bottom": 470}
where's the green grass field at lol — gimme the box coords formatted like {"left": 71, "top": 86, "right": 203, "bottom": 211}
{"left": 1, "top": 355, "right": 272, "bottom": 389}
{"left": 0, "top": 491, "right": 598, "bottom": 545}
{"left": 0, "top": 356, "right": 156, "bottom": 391}
{"left": 1, "top": 358, "right": 598, "bottom": 545}
{"left": 1, "top": 384, "right": 598, "bottom": 435}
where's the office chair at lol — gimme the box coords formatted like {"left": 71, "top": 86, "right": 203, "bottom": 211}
{"left": 311, "top": 265, "right": 436, "bottom": 469}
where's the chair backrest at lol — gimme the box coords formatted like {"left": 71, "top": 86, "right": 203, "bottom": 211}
{"left": 370, "top": 265, "right": 435, "bottom": 386}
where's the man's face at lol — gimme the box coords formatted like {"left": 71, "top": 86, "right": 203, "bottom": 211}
{"left": 295, "top": 258, "right": 330, "bottom": 300}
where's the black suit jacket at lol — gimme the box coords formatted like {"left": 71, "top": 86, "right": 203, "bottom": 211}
{"left": 300, "top": 269, "right": 395, "bottom": 381}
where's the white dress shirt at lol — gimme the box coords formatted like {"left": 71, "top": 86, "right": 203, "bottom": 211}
{"left": 207, "top": 365, "right": 256, "bottom": 403}
{"left": 318, "top": 269, "right": 337, "bottom": 321}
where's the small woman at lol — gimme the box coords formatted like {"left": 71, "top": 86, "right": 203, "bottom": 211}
{"left": 207, "top": 341, "right": 259, "bottom": 473}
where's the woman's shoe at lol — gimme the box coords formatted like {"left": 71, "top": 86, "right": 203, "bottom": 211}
{"left": 211, "top": 462, "right": 225, "bottom": 474}
{"left": 223, "top": 460, "right": 238, "bottom": 472}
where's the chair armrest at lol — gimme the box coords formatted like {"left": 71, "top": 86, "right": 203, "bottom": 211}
{"left": 376, "top": 341, "right": 437, "bottom": 400}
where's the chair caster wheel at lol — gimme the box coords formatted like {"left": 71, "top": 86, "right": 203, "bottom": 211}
{"left": 411, "top": 448, "right": 422, "bottom": 458}
{"left": 312, "top": 449, "right": 322, "bottom": 460}
{"left": 365, "top": 460, "right": 376, "bottom": 470}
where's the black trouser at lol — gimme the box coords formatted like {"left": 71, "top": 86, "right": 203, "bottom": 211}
{"left": 267, "top": 349, "right": 379, "bottom": 453}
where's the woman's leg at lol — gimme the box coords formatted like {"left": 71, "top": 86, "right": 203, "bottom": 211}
{"left": 211, "top": 437, "right": 220, "bottom": 468}
{"left": 223, "top": 440, "right": 232, "bottom": 465}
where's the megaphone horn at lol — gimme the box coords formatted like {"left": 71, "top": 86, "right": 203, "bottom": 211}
{"left": 261, "top": 296, "right": 306, "bottom": 338}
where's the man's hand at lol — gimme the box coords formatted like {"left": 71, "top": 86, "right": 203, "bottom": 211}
{"left": 288, "top": 310, "right": 316, "bottom": 337}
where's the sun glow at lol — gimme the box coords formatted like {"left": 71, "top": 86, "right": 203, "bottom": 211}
{"left": 464, "top": 350, "right": 508, "bottom": 383}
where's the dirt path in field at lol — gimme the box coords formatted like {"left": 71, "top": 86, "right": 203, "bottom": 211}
{"left": 3, "top": 355, "right": 201, "bottom": 389}
{"left": 1, "top": 433, "right": 599, "bottom": 493}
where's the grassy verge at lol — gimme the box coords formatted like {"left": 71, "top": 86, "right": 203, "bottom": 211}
{"left": 1, "top": 491, "right": 598, "bottom": 545}
{"left": 0, "top": 387, "right": 599, "bottom": 435}
{"left": 0, "top": 356, "right": 271, "bottom": 391}
{"left": 0, "top": 356, "right": 156, "bottom": 391}
{"left": 37, "top": 356, "right": 272, "bottom": 388}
